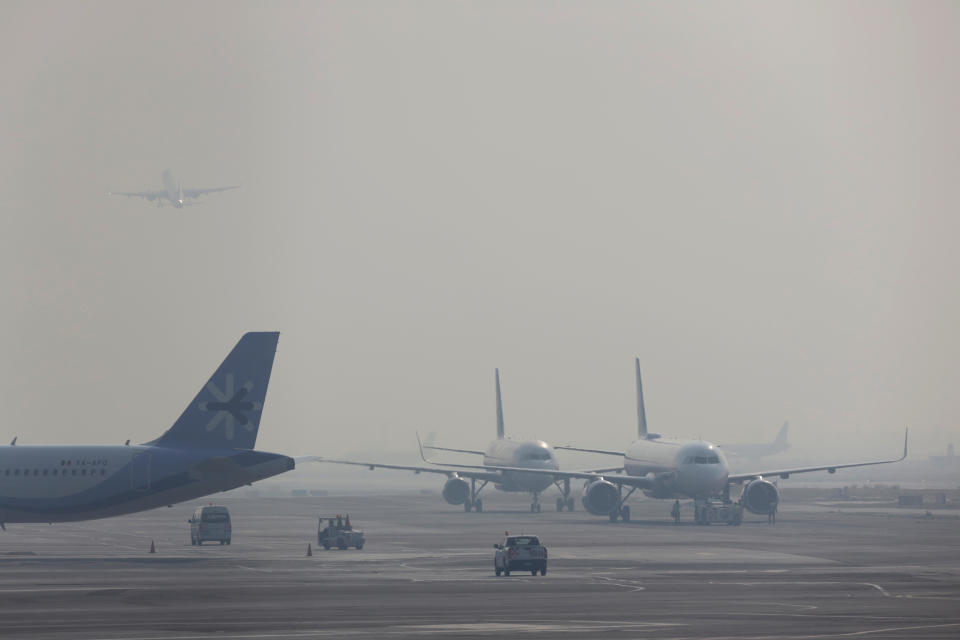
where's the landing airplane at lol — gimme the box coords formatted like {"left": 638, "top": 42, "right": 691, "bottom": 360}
{"left": 720, "top": 421, "right": 791, "bottom": 460}
{"left": 108, "top": 170, "right": 239, "bottom": 208}
{"left": 0, "top": 333, "right": 294, "bottom": 526}
{"left": 311, "top": 369, "right": 580, "bottom": 513}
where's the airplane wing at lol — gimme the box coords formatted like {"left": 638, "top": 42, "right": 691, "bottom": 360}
{"left": 108, "top": 190, "right": 163, "bottom": 201}
{"left": 409, "top": 446, "right": 659, "bottom": 488}
{"left": 423, "top": 445, "right": 486, "bottom": 456}
{"left": 554, "top": 446, "right": 623, "bottom": 456}
{"left": 728, "top": 429, "right": 908, "bottom": 483}
{"left": 301, "top": 457, "right": 504, "bottom": 483}
{"left": 182, "top": 185, "right": 240, "bottom": 198}
{"left": 299, "top": 456, "right": 652, "bottom": 488}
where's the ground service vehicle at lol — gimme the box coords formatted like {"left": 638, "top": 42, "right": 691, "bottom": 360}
{"left": 494, "top": 534, "right": 547, "bottom": 576}
{"left": 693, "top": 499, "right": 742, "bottom": 525}
{"left": 189, "top": 505, "right": 232, "bottom": 545}
{"left": 318, "top": 515, "right": 364, "bottom": 550}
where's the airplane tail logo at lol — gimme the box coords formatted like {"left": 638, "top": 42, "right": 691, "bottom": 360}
{"left": 199, "top": 374, "right": 262, "bottom": 440}
{"left": 149, "top": 332, "right": 279, "bottom": 450}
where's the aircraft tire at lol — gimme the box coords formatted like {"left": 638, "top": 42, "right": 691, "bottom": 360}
{"left": 536, "top": 503, "right": 542, "bottom": 513}
{"left": 464, "top": 501, "right": 472, "bottom": 512}
{"left": 566, "top": 497, "right": 575, "bottom": 511}
{"left": 621, "top": 506, "right": 631, "bottom": 522}
{"left": 495, "top": 567, "right": 502, "bottom": 577}
{"left": 557, "top": 497, "right": 564, "bottom": 511}
{"left": 504, "top": 569, "right": 510, "bottom": 576}
{"left": 475, "top": 499, "right": 483, "bottom": 512}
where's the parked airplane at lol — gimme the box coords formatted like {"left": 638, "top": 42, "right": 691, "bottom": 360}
{"left": 312, "top": 369, "right": 579, "bottom": 513}
{"left": 720, "top": 421, "right": 790, "bottom": 459}
{"left": 108, "top": 170, "right": 239, "bottom": 208}
{"left": 386, "top": 360, "right": 906, "bottom": 523}
{"left": 550, "top": 359, "right": 907, "bottom": 522}
{"left": 0, "top": 333, "right": 293, "bottom": 526}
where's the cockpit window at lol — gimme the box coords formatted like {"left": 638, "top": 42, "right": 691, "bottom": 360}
{"left": 685, "top": 455, "right": 721, "bottom": 464}
{"left": 522, "top": 450, "right": 551, "bottom": 460}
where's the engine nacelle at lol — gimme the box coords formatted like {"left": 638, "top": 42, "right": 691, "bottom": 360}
{"left": 581, "top": 479, "right": 620, "bottom": 515}
{"left": 441, "top": 477, "right": 470, "bottom": 505}
{"left": 741, "top": 478, "right": 779, "bottom": 515}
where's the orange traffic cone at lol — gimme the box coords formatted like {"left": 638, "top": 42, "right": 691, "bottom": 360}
{"left": 306, "top": 543, "right": 313, "bottom": 557}
{"left": 149, "top": 540, "right": 156, "bottom": 554}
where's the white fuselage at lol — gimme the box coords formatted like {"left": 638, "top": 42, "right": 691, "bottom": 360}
{"left": 483, "top": 439, "right": 558, "bottom": 493}
{"left": 624, "top": 438, "right": 730, "bottom": 499}
{"left": 161, "top": 170, "right": 185, "bottom": 207}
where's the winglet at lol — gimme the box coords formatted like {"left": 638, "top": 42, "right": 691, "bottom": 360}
{"left": 416, "top": 431, "right": 429, "bottom": 463}
{"left": 635, "top": 359, "right": 648, "bottom": 438}
{"left": 495, "top": 369, "right": 505, "bottom": 439}
{"left": 902, "top": 427, "right": 909, "bottom": 460}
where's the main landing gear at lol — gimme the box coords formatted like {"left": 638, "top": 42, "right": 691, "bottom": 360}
{"left": 464, "top": 478, "right": 489, "bottom": 512}
{"left": 554, "top": 478, "right": 576, "bottom": 512}
{"left": 608, "top": 485, "right": 638, "bottom": 522}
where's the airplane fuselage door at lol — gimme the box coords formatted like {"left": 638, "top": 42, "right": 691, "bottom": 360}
{"left": 131, "top": 452, "right": 152, "bottom": 491}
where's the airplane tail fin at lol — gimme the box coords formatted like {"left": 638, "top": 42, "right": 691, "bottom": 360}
{"left": 636, "top": 358, "right": 648, "bottom": 438}
{"left": 495, "top": 368, "right": 505, "bottom": 439}
{"left": 149, "top": 332, "right": 280, "bottom": 450}
{"left": 774, "top": 421, "right": 789, "bottom": 448}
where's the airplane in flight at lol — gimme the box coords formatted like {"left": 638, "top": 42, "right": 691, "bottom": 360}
{"left": 108, "top": 170, "right": 239, "bottom": 208}
{"left": 719, "top": 421, "right": 791, "bottom": 460}
{"left": 0, "top": 333, "right": 294, "bottom": 526}
{"left": 312, "top": 369, "right": 584, "bottom": 513}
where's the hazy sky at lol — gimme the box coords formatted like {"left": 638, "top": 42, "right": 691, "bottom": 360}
{"left": 2, "top": 1, "right": 957, "bottom": 464}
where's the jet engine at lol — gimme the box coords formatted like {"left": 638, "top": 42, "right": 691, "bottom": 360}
{"left": 740, "top": 478, "right": 779, "bottom": 515}
{"left": 580, "top": 479, "right": 620, "bottom": 516}
{"left": 441, "top": 477, "right": 470, "bottom": 505}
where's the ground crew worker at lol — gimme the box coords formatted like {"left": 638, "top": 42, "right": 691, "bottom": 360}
{"left": 336, "top": 514, "right": 343, "bottom": 529}
{"left": 345, "top": 514, "right": 351, "bottom": 530}
{"left": 767, "top": 504, "right": 776, "bottom": 525}
{"left": 671, "top": 500, "right": 681, "bottom": 524}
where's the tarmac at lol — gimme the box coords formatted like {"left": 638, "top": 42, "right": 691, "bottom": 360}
{"left": 1, "top": 491, "right": 959, "bottom": 639}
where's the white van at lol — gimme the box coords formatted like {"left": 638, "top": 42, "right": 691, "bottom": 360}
{"left": 189, "top": 505, "right": 232, "bottom": 545}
